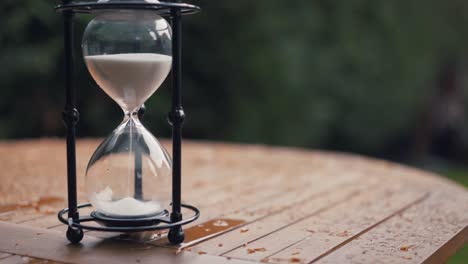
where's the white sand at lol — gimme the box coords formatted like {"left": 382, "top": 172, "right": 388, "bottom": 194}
{"left": 85, "top": 53, "right": 172, "bottom": 112}
{"left": 90, "top": 186, "right": 163, "bottom": 217}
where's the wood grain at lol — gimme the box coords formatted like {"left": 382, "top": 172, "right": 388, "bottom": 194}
{"left": 0, "top": 222, "right": 253, "bottom": 264}
{"left": 0, "top": 253, "right": 12, "bottom": 260}
{"left": 0, "top": 255, "right": 25, "bottom": 264}
{"left": 314, "top": 187, "right": 468, "bottom": 264}
{"left": 188, "top": 178, "right": 376, "bottom": 255}
{"left": 0, "top": 139, "right": 467, "bottom": 264}
{"left": 223, "top": 183, "right": 428, "bottom": 262}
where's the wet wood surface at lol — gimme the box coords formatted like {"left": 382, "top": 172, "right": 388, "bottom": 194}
{"left": 0, "top": 139, "right": 467, "bottom": 264}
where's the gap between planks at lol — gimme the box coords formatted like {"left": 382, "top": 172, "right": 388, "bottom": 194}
{"left": 0, "top": 221, "right": 255, "bottom": 264}
{"left": 19, "top": 169, "right": 364, "bottom": 244}
{"left": 222, "top": 181, "right": 429, "bottom": 263}
{"left": 0, "top": 254, "right": 63, "bottom": 264}
{"left": 307, "top": 192, "right": 428, "bottom": 263}
{"left": 187, "top": 178, "right": 379, "bottom": 255}
{"left": 161, "top": 174, "right": 365, "bottom": 248}
{"left": 8, "top": 147, "right": 340, "bottom": 230}
{"left": 313, "top": 187, "right": 468, "bottom": 264}
{"left": 84, "top": 174, "right": 362, "bottom": 242}
{"left": 0, "top": 252, "right": 12, "bottom": 260}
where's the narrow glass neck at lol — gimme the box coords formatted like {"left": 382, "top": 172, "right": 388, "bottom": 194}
{"left": 123, "top": 106, "right": 141, "bottom": 121}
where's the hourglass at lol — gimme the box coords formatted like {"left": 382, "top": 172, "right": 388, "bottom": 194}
{"left": 56, "top": 0, "right": 200, "bottom": 244}
{"left": 84, "top": 9, "right": 173, "bottom": 222}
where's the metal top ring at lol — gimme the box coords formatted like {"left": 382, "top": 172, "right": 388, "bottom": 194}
{"left": 55, "top": 1, "right": 201, "bottom": 16}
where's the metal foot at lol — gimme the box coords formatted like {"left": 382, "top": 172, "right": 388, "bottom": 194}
{"left": 168, "top": 226, "right": 185, "bottom": 244}
{"left": 66, "top": 227, "right": 84, "bottom": 244}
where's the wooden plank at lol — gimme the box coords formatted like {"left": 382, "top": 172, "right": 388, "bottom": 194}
{"left": 0, "top": 222, "right": 253, "bottom": 264}
{"left": 187, "top": 178, "right": 377, "bottom": 255}
{"left": 8, "top": 141, "right": 337, "bottom": 232}
{"left": 49, "top": 225, "right": 68, "bottom": 233}
{"left": 164, "top": 143, "right": 330, "bottom": 209}
{"left": 0, "top": 140, "right": 239, "bottom": 213}
{"left": 24, "top": 164, "right": 308, "bottom": 238}
{"left": 151, "top": 173, "right": 364, "bottom": 248}
{"left": 19, "top": 206, "right": 94, "bottom": 229}
{"left": 17, "top": 215, "right": 61, "bottom": 229}
{"left": 86, "top": 169, "right": 362, "bottom": 244}
{"left": 0, "top": 253, "right": 11, "bottom": 260}
{"left": 424, "top": 227, "right": 467, "bottom": 264}
{"left": 0, "top": 140, "right": 318, "bottom": 207}
{"left": 0, "top": 255, "right": 63, "bottom": 264}
{"left": 84, "top": 172, "right": 342, "bottom": 241}
{"left": 181, "top": 146, "right": 357, "bottom": 212}
{"left": 14, "top": 142, "right": 326, "bottom": 239}
{"left": 2, "top": 140, "right": 467, "bottom": 263}
{"left": 80, "top": 175, "right": 357, "bottom": 243}
{"left": 0, "top": 255, "right": 24, "bottom": 264}
{"left": 2, "top": 141, "right": 362, "bottom": 235}
{"left": 0, "top": 139, "right": 364, "bottom": 206}
{"left": 188, "top": 167, "right": 305, "bottom": 209}
{"left": 313, "top": 187, "right": 468, "bottom": 264}
{"left": 183, "top": 166, "right": 308, "bottom": 216}
{"left": 189, "top": 171, "right": 361, "bottom": 224}
{"left": 265, "top": 194, "right": 429, "bottom": 264}
{"left": 0, "top": 209, "right": 51, "bottom": 224}
{"left": 223, "top": 182, "right": 428, "bottom": 262}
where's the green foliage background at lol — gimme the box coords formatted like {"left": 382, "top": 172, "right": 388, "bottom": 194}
{"left": 1, "top": 1, "right": 468, "bottom": 262}
{"left": 2, "top": 0, "right": 468, "bottom": 157}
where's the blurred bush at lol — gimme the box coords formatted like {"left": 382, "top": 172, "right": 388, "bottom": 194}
{"left": 2, "top": 0, "right": 468, "bottom": 159}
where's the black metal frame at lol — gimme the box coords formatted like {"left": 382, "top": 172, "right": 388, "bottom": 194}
{"left": 58, "top": 203, "right": 200, "bottom": 232}
{"left": 56, "top": 0, "right": 200, "bottom": 245}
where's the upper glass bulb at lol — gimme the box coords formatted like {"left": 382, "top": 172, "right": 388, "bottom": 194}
{"left": 83, "top": 10, "right": 172, "bottom": 113}
{"left": 82, "top": 10, "right": 173, "bottom": 220}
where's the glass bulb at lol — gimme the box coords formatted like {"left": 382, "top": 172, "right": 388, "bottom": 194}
{"left": 82, "top": 10, "right": 172, "bottom": 219}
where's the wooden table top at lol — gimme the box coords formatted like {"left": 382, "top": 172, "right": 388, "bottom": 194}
{"left": 0, "top": 139, "right": 466, "bottom": 264}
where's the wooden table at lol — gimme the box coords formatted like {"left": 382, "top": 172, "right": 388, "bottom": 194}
{"left": 0, "top": 139, "right": 466, "bottom": 264}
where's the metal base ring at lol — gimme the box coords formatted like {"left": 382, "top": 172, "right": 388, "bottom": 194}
{"left": 57, "top": 203, "right": 200, "bottom": 232}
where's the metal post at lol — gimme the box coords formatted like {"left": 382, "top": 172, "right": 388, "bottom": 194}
{"left": 61, "top": 0, "right": 83, "bottom": 243}
{"left": 168, "top": 6, "right": 185, "bottom": 244}
{"left": 134, "top": 106, "right": 145, "bottom": 200}
{"left": 63, "top": 7, "right": 79, "bottom": 223}
{"left": 134, "top": 139, "right": 143, "bottom": 200}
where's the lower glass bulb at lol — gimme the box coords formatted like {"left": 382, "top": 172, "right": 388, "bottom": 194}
{"left": 86, "top": 114, "right": 172, "bottom": 218}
